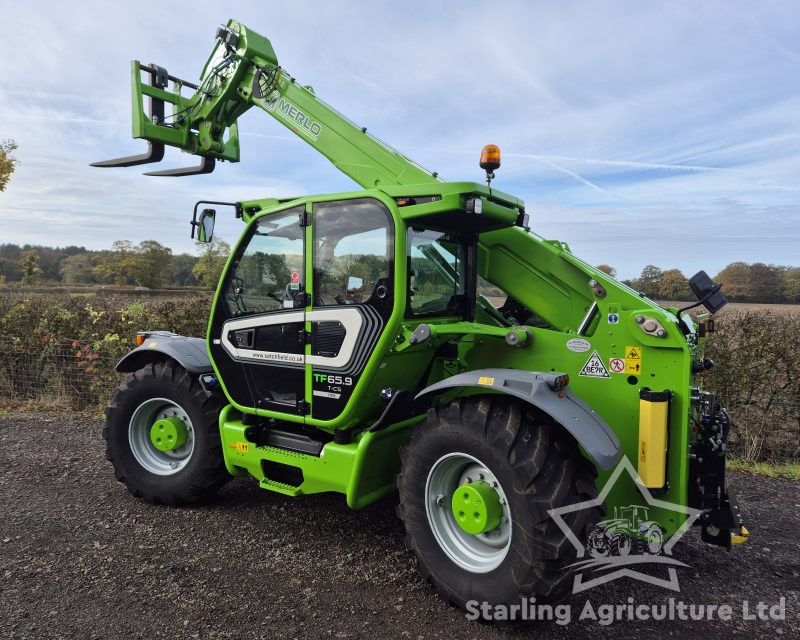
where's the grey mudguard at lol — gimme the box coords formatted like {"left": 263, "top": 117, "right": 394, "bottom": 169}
{"left": 415, "top": 368, "right": 621, "bottom": 470}
{"left": 116, "top": 332, "right": 213, "bottom": 375}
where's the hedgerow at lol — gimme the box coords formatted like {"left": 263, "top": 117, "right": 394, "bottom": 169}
{"left": 0, "top": 293, "right": 796, "bottom": 461}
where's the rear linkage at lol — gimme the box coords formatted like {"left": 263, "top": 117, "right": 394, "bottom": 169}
{"left": 689, "top": 390, "right": 748, "bottom": 548}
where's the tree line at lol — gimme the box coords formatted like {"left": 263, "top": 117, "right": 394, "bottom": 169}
{"left": 1, "top": 141, "right": 798, "bottom": 302}
{"left": 0, "top": 240, "right": 230, "bottom": 290}
{"left": 596, "top": 262, "right": 800, "bottom": 303}
{"left": 1, "top": 241, "right": 798, "bottom": 303}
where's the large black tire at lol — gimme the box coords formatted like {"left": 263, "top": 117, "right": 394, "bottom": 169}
{"left": 397, "top": 396, "right": 604, "bottom": 615}
{"left": 103, "top": 360, "right": 229, "bottom": 505}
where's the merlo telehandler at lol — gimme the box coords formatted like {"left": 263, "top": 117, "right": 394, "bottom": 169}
{"left": 94, "top": 20, "right": 747, "bottom": 611}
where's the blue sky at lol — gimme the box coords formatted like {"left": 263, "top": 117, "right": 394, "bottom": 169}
{"left": 0, "top": 0, "right": 798, "bottom": 279}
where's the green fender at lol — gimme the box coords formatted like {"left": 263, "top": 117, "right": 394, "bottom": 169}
{"left": 415, "top": 368, "right": 621, "bottom": 470}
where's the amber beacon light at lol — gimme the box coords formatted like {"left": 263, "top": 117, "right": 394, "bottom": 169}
{"left": 479, "top": 144, "right": 501, "bottom": 186}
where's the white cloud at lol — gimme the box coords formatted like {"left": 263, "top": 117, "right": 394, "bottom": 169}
{"left": 0, "top": 0, "right": 798, "bottom": 277}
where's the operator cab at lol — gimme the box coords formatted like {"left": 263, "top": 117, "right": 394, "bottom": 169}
{"left": 200, "top": 181, "right": 525, "bottom": 427}
{"left": 205, "top": 196, "right": 395, "bottom": 423}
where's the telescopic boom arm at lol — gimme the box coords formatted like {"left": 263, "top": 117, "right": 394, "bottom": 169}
{"left": 93, "top": 19, "right": 440, "bottom": 187}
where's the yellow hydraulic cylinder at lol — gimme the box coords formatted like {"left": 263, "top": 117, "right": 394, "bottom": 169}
{"left": 637, "top": 389, "right": 671, "bottom": 490}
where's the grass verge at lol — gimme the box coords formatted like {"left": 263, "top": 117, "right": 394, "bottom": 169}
{"left": 728, "top": 459, "right": 800, "bottom": 481}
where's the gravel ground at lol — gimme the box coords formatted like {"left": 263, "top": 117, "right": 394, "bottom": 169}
{"left": 1, "top": 413, "right": 798, "bottom": 639}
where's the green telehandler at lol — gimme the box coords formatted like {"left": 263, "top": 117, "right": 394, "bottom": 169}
{"left": 94, "top": 20, "right": 747, "bottom": 612}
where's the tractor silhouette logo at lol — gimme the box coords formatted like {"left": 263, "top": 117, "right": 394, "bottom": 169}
{"left": 587, "top": 505, "right": 665, "bottom": 558}
{"left": 548, "top": 456, "right": 703, "bottom": 593}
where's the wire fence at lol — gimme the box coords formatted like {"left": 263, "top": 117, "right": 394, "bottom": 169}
{"left": 0, "top": 338, "right": 127, "bottom": 411}
{"left": 0, "top": 291, "right": 797, "bottom": 462}
{"left": 0, "top": 340, "right": 797, "bottom": 463}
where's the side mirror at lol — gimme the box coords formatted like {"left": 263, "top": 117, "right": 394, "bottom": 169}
{"left": 347, "top": 276, "right": 363, "bottom": 290}
{"left": 688, "top": 270, "right": 727, "bottom": 313}
{"left": 197, "top": 208, "right": 216, "bottom": 243}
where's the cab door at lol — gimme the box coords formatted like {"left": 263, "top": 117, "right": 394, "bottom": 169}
{"left": 307, "top": 199, "right": 395, "bottom": 422}
{"left": 208, "top": 206, "right": 309, "bottom": 415}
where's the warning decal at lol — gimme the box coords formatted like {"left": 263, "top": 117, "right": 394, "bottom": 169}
{"left": 625, "top": 346, "right": 641, "bottom": 360}
{"left": 609, "top": 357, "right": 625, "bottom": 373}
{"left": 625, "top": 345, "right": 643, "bottom": 374}
{"left": 580, "top": 350, "right": 610, "bottom": 378}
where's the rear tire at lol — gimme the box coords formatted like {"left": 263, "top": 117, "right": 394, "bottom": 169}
{"left": 103, "top": 360, "right": 229, "bottom": 505}
{"left": 397, "top": 396, "right": 603, "bottom": 616}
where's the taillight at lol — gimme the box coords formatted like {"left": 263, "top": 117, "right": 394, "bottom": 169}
{"left": 549, "top": 374, "right": 569, "bottom": 392}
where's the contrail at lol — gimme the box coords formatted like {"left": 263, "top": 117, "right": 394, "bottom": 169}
{"left": 514, "top": 153, "right": 734, "bottom": 173}
{"left": 405, "top": 144, "right": 732, "bottom": 173}
{"left": 534, "top": 157, "right": 616, "bottom": 196}
{"left": 0, "top": 113, "right": 114, "bottom": 125}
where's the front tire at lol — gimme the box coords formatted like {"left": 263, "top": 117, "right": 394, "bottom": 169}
{"left": 642, "top": 524, "right": 664, "bottom": 555}
{"left": 610, "top": 534, "right": 632, "bottom": 557}
{"left": 103, "top": 360, "right": 229, "bottom": 505}
{"left": 397, "top": 396, "right": 603, "bottom": 615}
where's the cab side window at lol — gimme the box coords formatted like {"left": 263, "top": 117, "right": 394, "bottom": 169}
{"left": 313, "top": 200, "right": 393, "bottom": 306}
{"left": 408, "top": 229, "right": 465, "bottom": 317}
{"left": 224, "top": 207, "right": 305, "bottom": 316}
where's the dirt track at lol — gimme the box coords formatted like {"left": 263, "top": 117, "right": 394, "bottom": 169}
{"left": 1, "top": 413, "right": 798, "bottom": 639}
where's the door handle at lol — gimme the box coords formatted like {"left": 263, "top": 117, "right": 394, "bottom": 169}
{"left": 231, "top": 329, "right": 255, "bottom": 349}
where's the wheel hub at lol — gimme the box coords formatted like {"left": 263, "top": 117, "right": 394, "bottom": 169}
{"left": 451, "top": 481, "right": 503, "bottom": 535}
{"left": 149, "top": 416, "right": 188, "bottom": 452}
